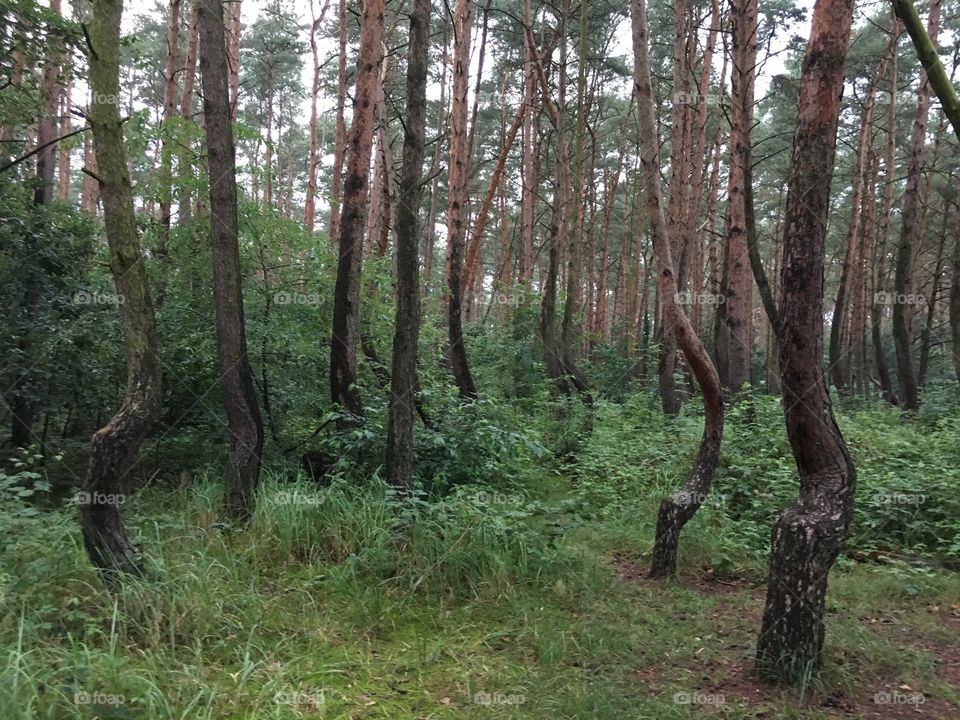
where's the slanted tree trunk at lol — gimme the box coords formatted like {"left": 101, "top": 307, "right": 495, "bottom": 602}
{"left": 329, "top": 0, "right": 383, "bottom": 424}
{"left": 892, "top": 0, "right": 960, "bottom": 140}
{"left": 631, "top": 0, "right": 724, "bottom": 578}
{"left": 385, "top": 0, "right": 429, "bottom": 491}
{"left": 198, "top": 0, "right": 264, "bottom": 519}
{"left": 82, "top": 0, "right": 162, "bottom": 578}
{"left": 754, "top": 0, "right": 856, "bottom": 683}
{"left": 892, "top": 0, "right": 940, "bottom": 411}
{"left": 444, "top": 0, "right": 477, "bottom": 400}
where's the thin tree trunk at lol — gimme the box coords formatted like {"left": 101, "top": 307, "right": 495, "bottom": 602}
{"left": 327, "top": 0, "right": 349, "bottom": 244}
{"left": 177, "top": 0, "right": 200, "bottom": 227}
{"left": 304, "top": 0, "right": 331, "bottom": 235}
{"left": 198, "top": 0, "right": 265, "bottom": 519}
{"left": 385, "top": 0, "right": 429, "bottom": 491}
{"left": 444, "top": 0, "right": 477, "bottom": 400}
{"left": 329, "top": 0, "right": 384, "bottom": 423}
{"left": 892, "top": 0, "right": 940, "bottom": 411}
{"left": 754, "top": 0, "right": 856, "bottom": 682}
{"left": 830, "top": 67, "right": 884, "bottom": 394}
{"left": 722, "top": 0, "right": 758, "bottom": 394}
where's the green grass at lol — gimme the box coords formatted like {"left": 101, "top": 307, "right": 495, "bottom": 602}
{"left": 2, "top": 398, "right": 959, "bottom": 718}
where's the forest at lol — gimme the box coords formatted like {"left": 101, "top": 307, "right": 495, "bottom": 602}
{"left": 1, "top": 0, "right": 959, "bottom": 716}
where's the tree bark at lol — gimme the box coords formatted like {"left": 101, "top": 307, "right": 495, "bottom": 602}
{"left": 892, "top": 0, "right": 960, "bottom": 141}
{"left": 198, "top": 0, "right": 265, "bottom": 519}
{"left": 444, "top": 0, "right": 477, "bottom": 400}
{"left": 82, "top": 0, "right": 163, "bottom": 578}
{"left": 722, "top": 0, "right": 758, "bottom": 394}
{"left": 304, "top": 0, "right": 331, "bottom": 236}
{"left": 327, "top": 0, "right": 349, "bottom": 244}
{"left": 631, "top": 0, "right": 724, "bottom": 578}
{"left": 754, "top": 0, "right": 856, "bottom": 683}
{"left": 892, "top": 0, "right": 940, "bottom": 411}
{"left": 329, "top": 0, "right": 384, "bottom": 423}
{"left": 385, "top": 0, "right": 430, "bottom": 491}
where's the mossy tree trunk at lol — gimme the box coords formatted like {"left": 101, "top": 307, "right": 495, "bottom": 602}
{"left": 82, "top": 0, "right": 162, "bottom": 578}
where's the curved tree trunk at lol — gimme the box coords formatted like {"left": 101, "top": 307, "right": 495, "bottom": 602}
{"left": 198, "top": 0, "right": 264, "bottom": 519}
{"left": 385, "top": 0, "right": 429, "bottom": 491}
{"left": 754, "top": 0, "right": 856, "bottom": 683}
{"left": 631, "top": 0, "right": 724, "bottom": 578}
{"left": 83, "top": 0, "right": 162, "bottom": 578}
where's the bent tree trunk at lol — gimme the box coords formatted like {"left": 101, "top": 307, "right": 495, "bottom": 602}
{"left": 385, "top": 0, "right": 429, "bottom": 491}
{"left": 198, "top": 0, "right": 264, "bottom": 519}
{"left": 755, "top": 0, "right": 856, "bottom": 683}
{"left": 631, "top": 0, "right": 724, "bottom": 578}
{"left": 83, "top": 0, "right": 162, "bottom": 578}
{"left": 329, "top": 0, "right": 384, "bottom": 425}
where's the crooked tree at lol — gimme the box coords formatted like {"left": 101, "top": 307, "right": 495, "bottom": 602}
{"left": 631, "top": 0, "right": 725, "bottom": 578}
{"left": 82, "top": 0, "right": 162, "bottom": 577}
{"left": 755, "top": 0, "right": 856, "bottom": 682}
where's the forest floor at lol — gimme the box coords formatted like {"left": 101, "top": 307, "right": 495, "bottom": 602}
{"left": 3, "top": 396, "right": 960, "bottom": 718}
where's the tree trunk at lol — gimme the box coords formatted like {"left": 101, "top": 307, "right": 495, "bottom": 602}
{"left": 951, "top": 180, "right": 960, "bottom": 384}
{"left": 82, "top": 0, "right": 162, "bottom": 578}
{"left": 177, "top": 0, "right": 200, "bottom": 227}
{"left": 444, "top": 0, "right": 477, "bottom": 400}
{"left": 754, "top": 0, "right": 856, "bottom": 683}
{"left": 830, "top": 68, "right": 883, "bottom": 395}
{"left": 385, "top": 0, "right": 429, "bottom": 491}
{"left": 155, "top": 0, "right": 181, "bottom": 308}
{"left": 722, "top": 0, "right": 758, "bottom": 394}
{"left": 892, "top": 0, "right": 940, "bottom": 411}
{"left": 304, "top": 0, "right": 330, "bottom": 235}
{"left": 329, "top": 0, "right": 384, "bottom": 423}
{"left": 198, "top": 0, "right": 265, "bottom": 519}
{"left": 631, "top": 0, "right": 724, "bottom": 578}
{"left": 327, "top": 0, "right": 349, "bottom": 244}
